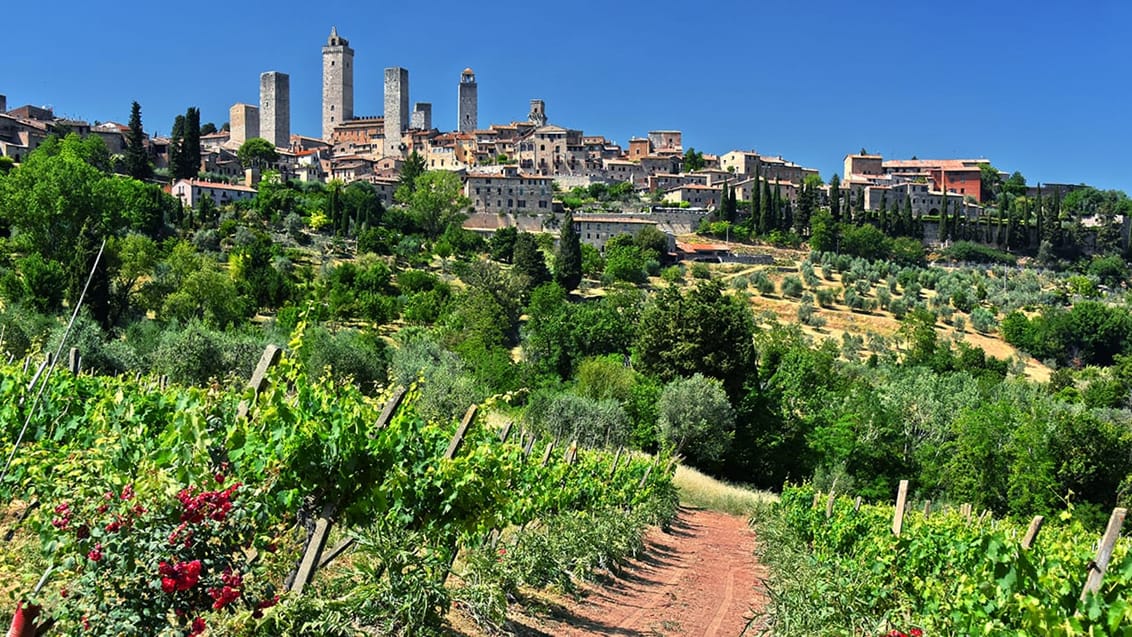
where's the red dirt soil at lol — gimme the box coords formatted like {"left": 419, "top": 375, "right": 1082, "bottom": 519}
{"left": 505, "top": 507, "right": 768, "bottom": 636}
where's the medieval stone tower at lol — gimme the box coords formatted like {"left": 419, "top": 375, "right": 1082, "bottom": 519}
{"left": 410, "top": 103, "right": 432, "bottom": 130}
{"left": 228, "top": 103, "right": 259, "bottom": 146}
{"left": 458, "top": 68, "right": 477, "bottom": 133}
{"left": 383, "top": 67, "right": 409, "bottom": 158}
{"left": 259, "top": 71, "right": 290, "bottom": 148}
{"left": 529, "top": 99, "right": 547, "bottom": 127}
{"left": 322, "top": 27, "right": 354, "bottom": 142}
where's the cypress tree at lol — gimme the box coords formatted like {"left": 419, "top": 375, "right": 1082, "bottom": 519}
{"left": 184, "top": 107, "right": 202, "bottom": 179}
{"left": 759, "top": 180, "right": 772, "bottom": 234}
{"left": 125, "top": 101, "right": 152, "bottom": 181}
{"left": 1035, "top": 183, "right": 1044, "bottom": 243}
{"left": 773, "top": 182, "right": 783, "bottom": 230}
{"left": 555, "top": 211, "right": 583, "bottom": 291}
{"left": 902, "top": 194, "right": 913, "bottom": 238}
{"left": 169, "top": 115, "right": 186, "bottom": 179}
{"left": 829, "top": 174, "right": 842, "bottom": 222}
{"left": 751, "top": 165, "right": 761, "bottom": 229}
{"left": 939, "top": 198, "right": 950, "bottom": 244}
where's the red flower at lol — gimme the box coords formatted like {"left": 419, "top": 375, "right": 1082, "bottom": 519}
{"left": 189, "top": 616, "right": 206, "bottom": 635}
{"left": 96, "top": 503, "right": 109, "bottom": 514}
{"left": 208, "top": 585, "right": 240, "bottom": 609}
{"left": 51, "top": 517, "right": 70, "bottom": 530}
{"left": 60, "top": 587, "right": 68, "bottom": 598}
{"left": 54, "top": 502, "right": 70, "bottom": 515}
{"left": 910, "top": 629, "right": 923, "bottom": 637}
{"left": 132, "top": 504, "right": 146, "bottom": 516}
{"left": 87, "top": 543, "right": 103, "bottom": 562}
{"left": 81, "top": 616, "right": 90, "bottom": 630}
{"left": 161, "top": 577, "right": 178, "bottom": 593}
{"left": 215, "top": 473, "right": 225, "bottom": 484}
{"left": 120, "top": 484, "right": 135, "bottom": 500}
{"left": 105, "top": 518, "right": 122, "bottom": 533}
{"left": 75, "top": 524, "right": 90, "bottom": 540}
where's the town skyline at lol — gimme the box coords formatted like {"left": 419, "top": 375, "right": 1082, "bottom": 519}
{"left": 3, "top": 0, "right": 1129, "bottom": 191}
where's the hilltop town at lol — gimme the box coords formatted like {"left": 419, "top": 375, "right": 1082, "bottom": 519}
{"left": 3, "top": 26, "right": 1123, "bottom": 260}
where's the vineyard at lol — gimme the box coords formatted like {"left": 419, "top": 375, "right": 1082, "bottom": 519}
{"left": 753, "top": 484, "right": 1131, "bottom": 636}
{"left": 0, "top": 324, "right": 678, "bottom": 636}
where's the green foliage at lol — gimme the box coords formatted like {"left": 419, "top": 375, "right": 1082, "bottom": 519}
{"left": 554, "top": 212, "right": 582, "bottom": 291}
{"left": 512, "top": 232, "right": 550, "bottom": 291}
{"left": 488, "top": 226, "right": 518, "bottom": 263}
{"left": 236, "top": 137, "right": 278, "bottom": 170}
{"left": 943, "top": 240, "right": 1019, "bottom": 266}
{"left": 634, "top": 280, "right": 757, "bottom": 399}
{"left": 602, "top": 243, "right": 649, "bottom": 285}
{"left": 657, "top": 374, "right": 734, "bottom": 466}
{"left": 756, "top": 485, "right": 1132, "bottom": 636}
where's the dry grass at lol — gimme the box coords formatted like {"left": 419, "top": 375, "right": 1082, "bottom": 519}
{"left": 673, "top": 464, "right": 777, "bottom": 517}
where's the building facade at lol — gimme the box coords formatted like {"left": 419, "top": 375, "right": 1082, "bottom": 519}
{"left": 171, "top": 179, "right": 257, "bottom": 208}
{"left": 464, "top": 168, "right": 554, "bottom": 214}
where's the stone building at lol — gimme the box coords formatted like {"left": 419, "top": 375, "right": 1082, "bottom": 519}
{"left": 383, "top": 67, "right": 409, "bottom": 158}
{"left": 330, "top": 117, "right": 384, "bottom": 157}
{"left": 259, "top": 71, "right": 290, "bottom": 148}
{"left": 647, "top": 130, "right": 682, "bottom": 152}
{"left": 229, "top": 103, "right": 259, "bottom": 146}
{"left": 0, "top": 95, "right": 6, "bottom": 113}
{"left": 410, "top": 102, "right": 432, "bottom": 130}
{"left": 171, "top": 179, "right": 257, "bottom": 208}
{"left": 458, "top": 68, "right": 477, "bottom": 133}
{"left": 322, "top": 27, "right": 354, "bottom": 142}
{"left": 574, "top": 215, "right": 674, "bottom": 253}
{"left": 464, "top": 167, "right": 554, "bottom": 214}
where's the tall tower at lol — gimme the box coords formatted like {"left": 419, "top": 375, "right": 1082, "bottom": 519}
{"left": 528, "top": 99, "right": 547, "bottom": 127}
{"left": 228, "top": 103, "right": 259, "bottom": 146}
{"left": 260, "top": 71, "right": 290, "bottom": 148}
{"left": 458, "top": 68, "right": 477, "bottom": 133}
{"left": 322, "top": 27, "right": 354, "bottom": 142}
{"left": 383, "top": 67, "right": 409, "bottom": 158}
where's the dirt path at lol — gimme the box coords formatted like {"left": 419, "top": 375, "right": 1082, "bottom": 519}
{"left": 506, "top": 508, "right": 768, "bottom": 636}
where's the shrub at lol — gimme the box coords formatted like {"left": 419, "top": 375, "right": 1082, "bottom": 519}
{"left": 781, "top": 275, "right": 804, "bottom": 298}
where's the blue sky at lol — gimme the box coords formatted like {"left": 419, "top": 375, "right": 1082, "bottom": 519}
{"left": 3, "top": 0, "right": 1128, "bottom": 191}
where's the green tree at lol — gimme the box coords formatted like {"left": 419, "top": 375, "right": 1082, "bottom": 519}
{"left": 512, "top": 231, "right": 550, "bottom": 290}
{"left": 554, "top": 211, "right": 583, "bottom": 291}
{"left": 168, "top": 114, "right": 186, "bottom": 179}
{"left": 489, "top": 226, "right": 518, "bottom": 263}
{"left": 657, "top": 373, "right": 735, "bottom": 466}
{"left": 829, "top": 174, "right": 842, "bottom": 222}
{"left": 634, "top": 280, "right": 757, "bottom": 399}
{"left": 237, "top": 137, "right": 278, "bottom": 170}
{"left": 183, "top": 106, "right": 202, "bottom": 179}
{"left": 682, "top": 147, "right": 705, "bottom": 172}
{"left": 397, "top": 151, "right": 427, "bottom": 199}
{"left": 809, "top": 209, "right": 836, "bottom": 252}
{"left": 404, "top": 171, "right": 470, "bottom": 238}
{"left": 124, "top": 101, "right": 152, "bottom": 181}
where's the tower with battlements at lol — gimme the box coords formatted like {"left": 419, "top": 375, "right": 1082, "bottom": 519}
{"left": 458, "top": 68, "right": 477, "bottom": 133}
{"left": 410, "top": 103, "right": 432, "bottom": 130}
{"left": 383, "top": 67, "right": 409, "bottom": 158}
{"left": 260, "top": 71, "right": 290, "bottom": 148}
{"left": 529, "top": 99, "right": 547, "bottom": 127}
{"left": 322, "top": 27, "right": 354, "bottom": 142}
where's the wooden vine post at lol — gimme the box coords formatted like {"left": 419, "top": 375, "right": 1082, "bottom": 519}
{"left": 298, "top": 387, "right": 409, "bottom": 584}
{"left": 892, "top": 480, "right": 909, "bottom": 537}
{"left": 853, "top": 496, "right": 862, "bottom": 512}
{"left": 236, "top": 344, "right": 281, "bottom": 421}
{"left": 1080, "top": 507, "right": 1127, "bottom": 601}
{"left": 1021, "top": 515, "right": 1044, "bottom": 550}
{"left": 922, "top": 500, "right": 932, "bottom": 518}
{"left": 825, "top": 490, "right": 836, "bottom": 519}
